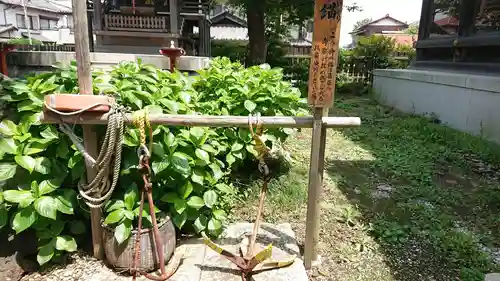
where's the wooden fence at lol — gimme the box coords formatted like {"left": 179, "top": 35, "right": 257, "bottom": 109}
{"left": 283, "top": 54, "right": 411, "bottom": 85}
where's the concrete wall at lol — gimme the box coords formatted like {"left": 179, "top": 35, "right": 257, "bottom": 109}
{"left": 6, "top": 51, "right": 210, "bottom": 77}
{"left": 373, "top": 69, "right": 500, "bottom": 143}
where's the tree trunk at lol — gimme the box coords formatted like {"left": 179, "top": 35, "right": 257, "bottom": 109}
{"left": 246, "top": 1, "right": 267, "bottom": 66}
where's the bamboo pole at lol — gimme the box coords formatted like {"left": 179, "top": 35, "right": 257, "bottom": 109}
{"left": 41, "top": 112, "right": 361, "bottom": 128}
{"left": 72, "top": 0, "right": 104, "bottom": 260}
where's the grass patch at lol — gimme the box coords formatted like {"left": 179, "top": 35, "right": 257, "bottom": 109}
{"left": 233, "top": 95, "right": 500, "bottom": 281}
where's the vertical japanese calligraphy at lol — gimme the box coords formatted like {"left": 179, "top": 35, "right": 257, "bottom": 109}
{"left": 307, "top": 0, "right": 343, "bottom": 107}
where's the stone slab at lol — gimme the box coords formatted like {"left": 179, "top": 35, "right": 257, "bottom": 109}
{"left": 486, "top": 273, "right": 500, "bottom": 281}
{"left": 19, "top": 222, "right": 307, "bottom": 281}
{"left": 199, "top": 222, "right": 307, "bottom": 281}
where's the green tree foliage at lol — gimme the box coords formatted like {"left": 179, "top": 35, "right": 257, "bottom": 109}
{"left": 434, "top": 0, "right": 460, "bottom": 16}
{"left": 352, "top": 35, "right": 396, "bottom": 58}
{"left": 352, "top": 17, "right": 372, "bottom": 32}
{"left": 215, "top": 0, "right": 361, "bottom": 65}
{"left": 404, "top": 23, "right": 419, "bottom": 35}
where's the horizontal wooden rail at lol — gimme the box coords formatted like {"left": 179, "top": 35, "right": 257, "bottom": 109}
{"left": 41, "top": 112, "right": 361, "bottom": 128}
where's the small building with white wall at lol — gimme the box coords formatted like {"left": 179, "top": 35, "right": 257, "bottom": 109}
{"left": 0, "top": 0, "right": 74, "bottom": 44}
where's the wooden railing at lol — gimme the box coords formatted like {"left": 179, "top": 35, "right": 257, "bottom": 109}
{"left": 104, "top": 14, "right": 168, "bottom": 32}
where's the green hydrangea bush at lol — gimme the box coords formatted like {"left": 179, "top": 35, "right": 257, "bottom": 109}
{"left": 0, "top": 57, "right": 308, "bottom": 265}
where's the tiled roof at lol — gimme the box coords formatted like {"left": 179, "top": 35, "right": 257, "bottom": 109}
{"left": 0, "top": 0, "right": 72, "bottom": 13}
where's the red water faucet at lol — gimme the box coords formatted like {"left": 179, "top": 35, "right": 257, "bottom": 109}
{"left": 159, "top": 41, "right": 186, "bottom": 72}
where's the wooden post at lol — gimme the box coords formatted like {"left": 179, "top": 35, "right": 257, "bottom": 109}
{"left": 304, "top": 0, "right": 343, "bottom": 269}
{"left": 169, "top": 0, "right": 179, "bottom": 34}
{"left": 92, "top": 0, "right": 102, "bottom": 30}
{"left": 72, "top": 0, "right": 103, "bottom": 260}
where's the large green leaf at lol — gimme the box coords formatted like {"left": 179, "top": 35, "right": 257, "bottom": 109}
{"left": 18, "top": 99, "right": 40, "bottom": 112}
{"left": 55, "top": 189, "right": 76, "bottom": 215}
{"left": 152, "top": 160, "right": 169, "bottom": 175}
{"left": 19, "top": 112, "right": 42, "bottom": 134}
{"left": 195, "top": 148, "right": 210, "bottom": 166}
{"left": 40, "top": 126, "right": 58, "bottom": 140}
{"left": 171, "top": 152, "right": 192, "bottom": 177}
{"left": 180, "top": 181, "right": 193, "bottom": 199}
{"left": 37, "top": 240, "right": 55, "bottom": 265}
{"left": 55, "top": 235, "right": 77, "bottom": 252}
{"left": 0, "top": 120, "right": 19, "bottom": 136}
{"left": 38, "top": 179, "right": 61, "bottom": 196}
{"left": 23, "top": 140, "right": 51, "bottom": 155}
{"left": 203, "top": 190, "right": 218, "bottom": 208}
{"left": 152, "top": 143, "right": 165, "bottom": 157}
{"left": 15, "top": 155, "right": 36, "bottom": 173}
{"left": 124, "top": 183, "right": 138, "bottom": 210}
{"left": 212, "top": 209, "right": 227, "bottom": 221}
{"left": 193, "top": 214, "right": 208, "bottom": 233}
{"left": 244, "top": 100, "right": 257, "bottom": 112}
{"left": 186, "top": 196, "right": 204, "bottom": 210}
{"left": 209, "top": 163, "right": 223, "bottom": 181}
{"left": 114, "top": 219, "right": 132, "bottom": 244}
{"left": 12, "top": 205, "right": 37, "bottom": 234}
{"left": 189, "top": 127, "right": 205, "bottom": 144}
{"left": 159, "top": 99, "right": 180, "bottom": 113}
{"left": 231, "top": 142, "right": 244, "bottom": 152}
{"left": 105, "top": 200, "right": 125, "bottom": 212}
{"left": 34, "top": 196, "right": 57, "bottom": 220}
{"left": 208, "top": 218, "right": 222, "bottom": 236}
{"left": 226, "top": 153, "right": 236, "bottom": 166}
{"left": 215, "top": 183, "right": 236, "bottom": 194}
{"left": 191, "top": 169, "right": 205, "bottom": 185}
{"left": 3, "top": 190, "right": 34, "bottom": 204}
{"left": 173, "top": 211, "right": 187, "bottom": 229}
{"left": 0, "top": 138, "right": 18, "bottom": 154}
{"left": 173, "top": 198, "right": 186, "bottom": 214}
{"left": 34, "top": 157, "right": 51, "bottom": 175}
{"left": 160, "top": 192, "right": 178, "bottom": 203}
{"left": 0, "top": 163, "right": 17, "bottom": 181}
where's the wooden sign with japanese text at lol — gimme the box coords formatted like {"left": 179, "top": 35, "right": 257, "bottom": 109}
{"left": 307, "top": 0, "right": 343, "bottom": 107}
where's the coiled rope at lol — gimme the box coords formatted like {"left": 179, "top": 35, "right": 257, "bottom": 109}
{"left": 44, "top": 102, "right": 126, "bottom": 209}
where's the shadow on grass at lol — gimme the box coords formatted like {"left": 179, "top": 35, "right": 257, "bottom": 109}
{"left": 323, "top": 95, "right": 500, "bottom": 281}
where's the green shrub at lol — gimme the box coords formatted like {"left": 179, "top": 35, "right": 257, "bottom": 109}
{"left": 8, "top": 37, "right": 43, "bottom": 45}
{"left": 0, "top": 57, "right": 308, "bottom": 265}
{"left": 211, "top": 41, "right": 247, "bottom": 64}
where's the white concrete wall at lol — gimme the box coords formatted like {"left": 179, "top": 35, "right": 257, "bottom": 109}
{"left": 373, "top": 69, "right": 500, "bottom": 143}
{"left": 7, "top": 51, "right": 210, "bottom": 72}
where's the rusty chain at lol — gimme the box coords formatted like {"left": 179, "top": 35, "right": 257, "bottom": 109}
{"left": 131, "top": 109, "right": 181, "bottom": 281}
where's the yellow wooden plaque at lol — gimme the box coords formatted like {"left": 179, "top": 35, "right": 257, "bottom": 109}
{"left": 307, "top": 0, "right": 343, "bottom": 108}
